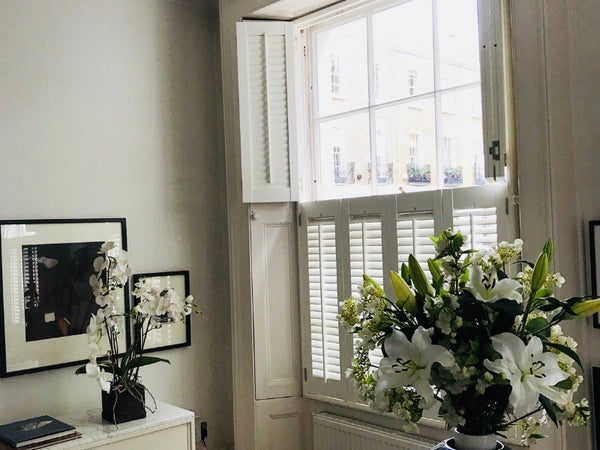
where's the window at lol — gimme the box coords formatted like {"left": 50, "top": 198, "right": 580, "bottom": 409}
{"left": 237, "top": 0, "right": 514, "bottom": 413}
{"left": 308, "top": 0, "right": 494, "bottom": 201}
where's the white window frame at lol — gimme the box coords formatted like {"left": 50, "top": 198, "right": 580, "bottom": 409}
{"left": 236, "top": 0, "right": 515, "bottom": 427}
{"left": 303, "top": 0, "right": 503, "bottom": 200}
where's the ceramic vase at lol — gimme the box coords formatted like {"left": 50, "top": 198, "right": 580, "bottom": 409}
{"left": 431, "top": 431, "right": 504, "bottom": 450}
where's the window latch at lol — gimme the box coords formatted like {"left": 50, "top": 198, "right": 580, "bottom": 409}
{"left": 488, "top": 140, "right": 501, "bottom": 161}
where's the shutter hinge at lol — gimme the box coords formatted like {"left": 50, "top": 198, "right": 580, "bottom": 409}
{"left": 303, "top": 45, "right": 306, "bottom": 57}
{"left": 304, "top": 367, "right": 307, "bottom": 381}
{"left": 297, "top": 213, "right": 303, "bottom": 227}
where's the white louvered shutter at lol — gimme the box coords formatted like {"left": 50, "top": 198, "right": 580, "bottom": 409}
{"left": 237, "top": 21, "right": 298, "bottom": 202}
{"left": 447, "top": 184, "right": 511, "bottom": 250}
{"left": 397, "top": 212, "right": 436, "bottom": 277}
{"left": 349, "top": 218, "right": 384, "bottom": 292}
{"left": 307, "top": 220, "right": 340, "bottom": 381}
{"left": 348, "top": 216, "right": 384, "bottom": 366}
{"left": 453, "top": 207, "right": 498, "bottom": 250}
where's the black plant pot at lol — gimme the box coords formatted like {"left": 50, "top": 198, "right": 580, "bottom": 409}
{"left": 101, "top": 383, "right": 147, "bottom": 424}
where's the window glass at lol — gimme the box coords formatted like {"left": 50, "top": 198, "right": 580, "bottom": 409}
{"left": 310, "top": 0, "right": 487, "bottom": 201}
{"left": 372, "top": 1, "right": 433, "bottom": 104}
{"left": 315, "top": 18, "right": 368, "bottom": 117}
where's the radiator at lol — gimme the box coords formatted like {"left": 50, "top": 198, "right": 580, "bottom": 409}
{"left": 313, "top": 412, "right": 437, "bottom": 450}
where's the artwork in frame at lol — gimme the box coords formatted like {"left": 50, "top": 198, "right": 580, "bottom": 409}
{"left": 591, "top": 221, "right": 600, "bottom": 327}
{"left": 131, "top": 271, "right": 191, "bottom": 352}
{"left": 0, "top": 218, "right": 128, "bottom": 377}
{"left": 594, "top": 367, "right": 600, "bottom": 448}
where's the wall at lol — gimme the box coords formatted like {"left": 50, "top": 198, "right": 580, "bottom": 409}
{"left": 0, "top": 1, "right": 233, "bottom": 449}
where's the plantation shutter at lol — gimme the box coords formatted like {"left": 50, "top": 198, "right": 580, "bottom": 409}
{"left": 446, "top": 184, "right": 511, "bottom": 249}
{"left": 236, "top": 21, "right": 298, "bottom": 203}
{"left": 478, "top": 0, "right": 510, "bottom": 180}
{"left": 298, "top": 201, "right": 347, "bottom": 399}
{"left": 396, "top": 191, "right": 442, "bottom": 277}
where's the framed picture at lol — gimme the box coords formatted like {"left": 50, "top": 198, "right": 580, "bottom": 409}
{"left": 590, "top": 221, "right": 600, "bottom": 327}
{"left": 594, "top": 367, "right": 600, "bottom": 447}
{"left": 131, "top": 271, "right": 191, "bottom": 352}
{"left": 0, "top": 218, "right": 128, "bottom": 377}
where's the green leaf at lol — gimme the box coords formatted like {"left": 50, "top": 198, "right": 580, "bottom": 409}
{"left": 400, "top": 263, "right": 411, "bottom": 284}
{"left": 543, "top": 341, "right": 583, "bottom": 369}
{"left": 554, "top": 377, "right": 574, "bottom": 390}
{"left": 122, "top": 356, "right": 170, "bottom": 374}
{"left": 539, "top": 394, "right": 558, "bottom": 427}
{"left": 525, "top": 317, "right": 551, "bottom": 338}
{"left": 534, "top": 288, "right": 554, "bottom": 299}
{"left": 486, "top": 299, "right": 523, "bottom": 316}
{"left": 536, "top": 297, "right": 566, "bottom": 312}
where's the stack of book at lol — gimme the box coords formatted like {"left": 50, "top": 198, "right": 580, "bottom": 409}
{"left": 0, "top": 415, "right": 81, "bottom": 449}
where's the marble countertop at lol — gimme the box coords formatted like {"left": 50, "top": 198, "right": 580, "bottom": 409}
{"left": 53, "top": 401, "right": 194, "bottom": 448}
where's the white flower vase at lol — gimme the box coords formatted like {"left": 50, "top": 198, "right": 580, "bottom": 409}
{"left": 431, "top": 431, "right": 503, "bottom": 450}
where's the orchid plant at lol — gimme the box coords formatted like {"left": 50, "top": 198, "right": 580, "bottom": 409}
{"left": 76, "top": 241, "right": 196, "bottom": 402}
{"left": 339, "top": 230, "right": 599, "bottom": 444}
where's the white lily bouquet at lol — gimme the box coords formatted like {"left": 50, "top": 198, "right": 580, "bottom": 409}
{"left": 76, "top": 242, "right": 196, "bottom": 403}
{"left": 339, "top": 230, "right": 599, "bottom": 444}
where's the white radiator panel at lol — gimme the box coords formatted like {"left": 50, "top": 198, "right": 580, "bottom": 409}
{"left": 313, "top": 413, "right": 437, "bottom": 450}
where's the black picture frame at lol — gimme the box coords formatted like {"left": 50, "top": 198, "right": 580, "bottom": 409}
{"left": 594, "top": 367, "right": 600, "bottom": 448}
{"left": 131, "top": 270, "right": 191, "bottom": 352}
{"left": 0, "top": 218, "right": 128, "bottom": 377}
{"left": 590, "top": 221, "right": 600, "bottom": 327}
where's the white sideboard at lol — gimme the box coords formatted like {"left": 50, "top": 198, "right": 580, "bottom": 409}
{"left": 53, "top": 401, "right": 195, "bottom": 449}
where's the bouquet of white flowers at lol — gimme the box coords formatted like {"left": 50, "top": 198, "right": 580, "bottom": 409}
{"left": 339, "top": 230, "right": 598, "bottom": 444}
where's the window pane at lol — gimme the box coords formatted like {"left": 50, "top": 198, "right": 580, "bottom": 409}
{"left": 437, "top": 0, "right": 480, "bottom": 89}
{"left": 316, "top": 19, "right": 368, "bottom": 117}
{"left": 373, "top": 0, "right": 434, "bottom": 104}
{"left": 441, "top": 86, "right": 486, "bottom": 187}
{"left": 319, "top": 113, "right": 370, "bottom": 199}
{"left": 374, "top": 97, "right": 436, "bottom": 194}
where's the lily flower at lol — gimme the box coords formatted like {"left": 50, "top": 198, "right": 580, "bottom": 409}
{"left": 466, "top": 265, "right": 523, "bottom": 303}
{"left": 375, "top": 327, "right": 454, "bottom": 407}
{"left": 484, "top": 333, "right": 568, "bottom": 417}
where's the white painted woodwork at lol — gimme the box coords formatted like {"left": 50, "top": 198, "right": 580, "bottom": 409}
{"left": 255, "top": 397, "right": 305, "bottom": 450}
{"left": 237, "top": 21, "right": 299, "bottom": 203}
{"left": 251, "top": 203, "right": 302, "bottom": 399}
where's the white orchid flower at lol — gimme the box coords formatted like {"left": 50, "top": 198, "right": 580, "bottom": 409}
{"left": 484, "top": 333, "right": 568, "bottom": 417}
{"left": 86, "top": 362, "right": 111, "bottom": 393}
{"left": 466, "top": 265, "right": 523, "bottom": 303}
{"left": 375, "top": 327, "right": 455, "bottom": 407}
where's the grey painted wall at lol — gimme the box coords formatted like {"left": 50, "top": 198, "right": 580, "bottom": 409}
{"left": 0, "top": 1, "right": 232, "bottom": 448}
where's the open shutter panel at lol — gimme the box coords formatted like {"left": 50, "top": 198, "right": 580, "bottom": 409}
{"left": 478, "top": 0, "right": 508, "bottom": 180}
{"left": 237, "top": 21, "right": 298, "bottom": 203}
{"left": 307, "top": 220, "right": 340, "bottom": 381}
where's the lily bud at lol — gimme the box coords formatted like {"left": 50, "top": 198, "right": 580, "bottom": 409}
{"left": 408, "top": 254, "right": 434, "bottom": 297}
{"left": 390, "top": 271, "right": 417, "bottom": 314}
{"left": 564, "top": 298, "right": 600, "bottom": 319}
{"left": 531, "top": 252, "right": 549, "bottom": 294}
